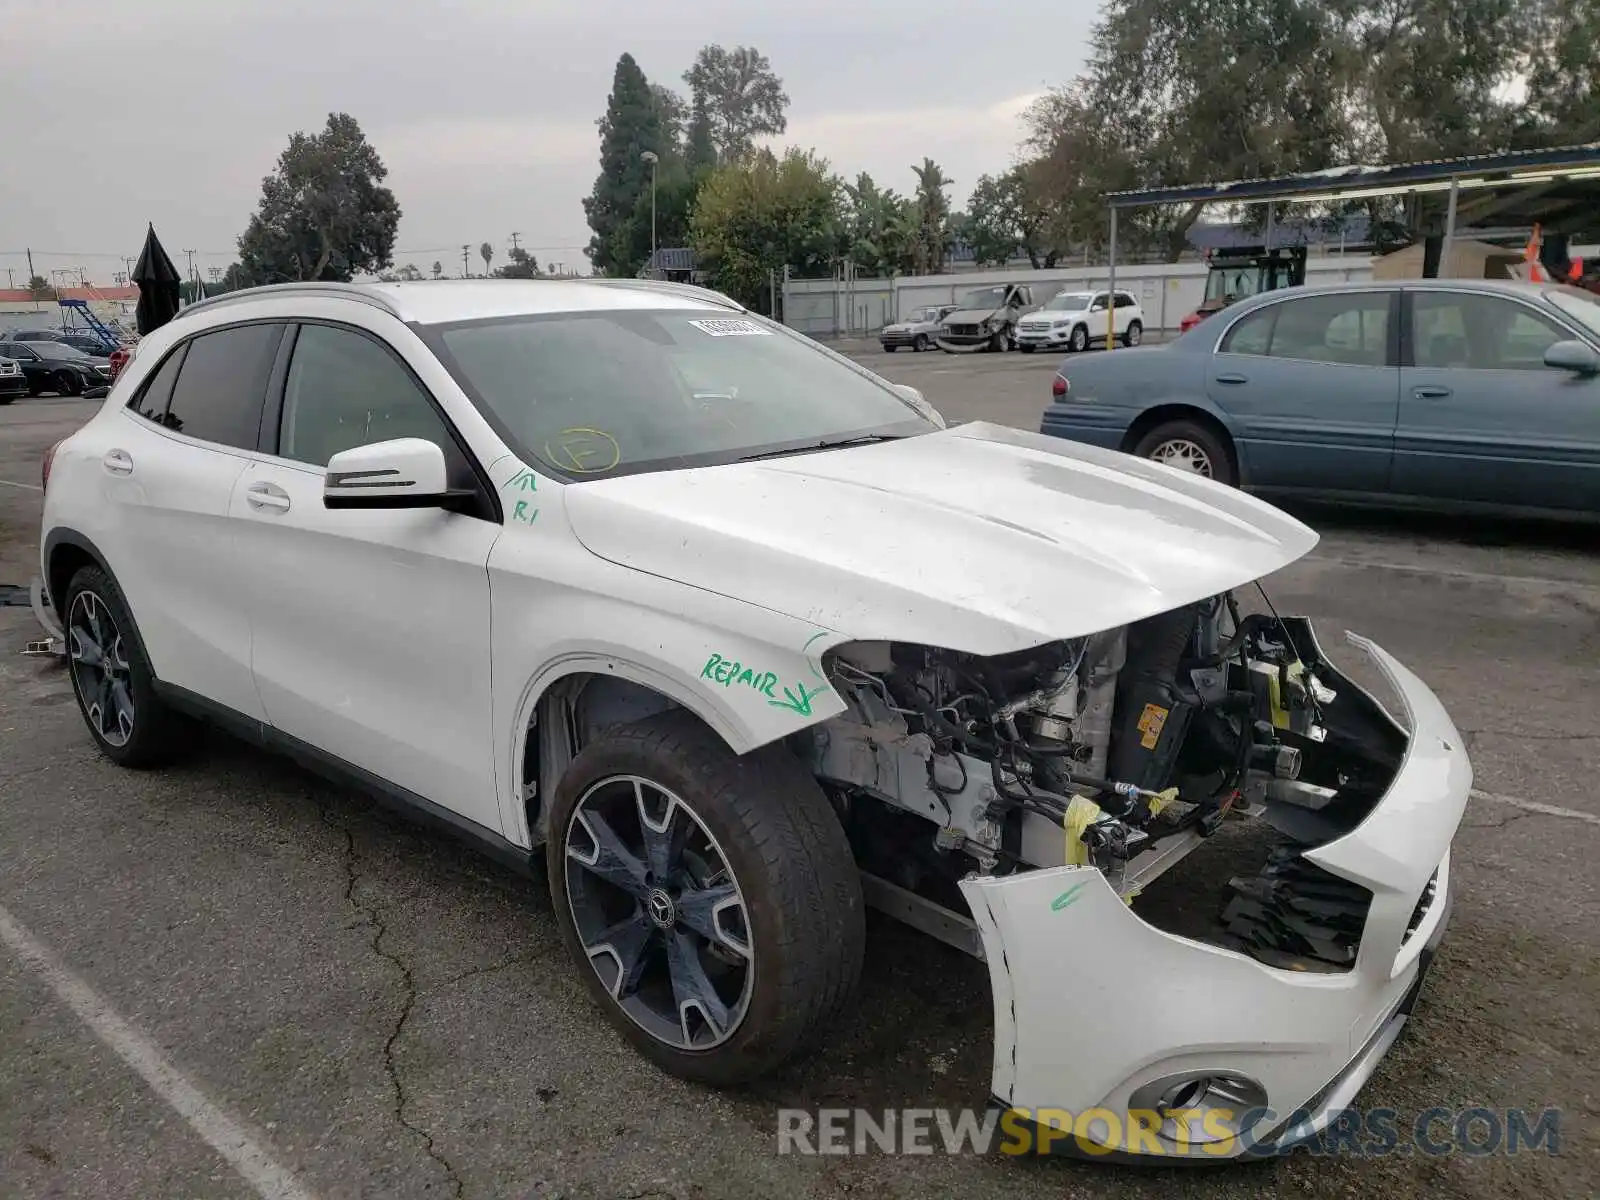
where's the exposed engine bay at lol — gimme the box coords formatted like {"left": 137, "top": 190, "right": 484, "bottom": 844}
{"left": 803, "top": 587, "right": 1410, "bottom": 972}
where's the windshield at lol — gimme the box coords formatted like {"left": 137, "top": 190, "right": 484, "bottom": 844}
{"left": 422, "top": 308, "right": 935, "bottom": 480}
{"left": 1546, "top": 286, "right": 1600, "bottom": 339}
{"left": 1043, "top": 292, "right": 1094, "bottom": 312}
{"left": 908, "top": 307, "right": 940, "bottom": 322}
{"left": 959, "top": 286, "right": 1008, "bottom": 309}
{"left": 1205, "top": 266, "right": 1264, "bottom": 304}
{"left": 31, "top": 341, "right": 89, "bottom": 360}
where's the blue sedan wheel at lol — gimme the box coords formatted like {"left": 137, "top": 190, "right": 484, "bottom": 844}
{"left": 1133, "top": 419, "right": 1237, "bottom": 487}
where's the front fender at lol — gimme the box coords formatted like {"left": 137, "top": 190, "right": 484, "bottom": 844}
{"left": 484, "top": 465, "right": 848, "bottom": 845}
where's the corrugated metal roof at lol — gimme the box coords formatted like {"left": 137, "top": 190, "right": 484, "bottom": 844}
{"left": 1107, "top": 143, "right": 1600, "bottom": 208}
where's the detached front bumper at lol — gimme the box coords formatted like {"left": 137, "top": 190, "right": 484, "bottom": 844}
{"left": 958, "top": 629, "right": 1470, "bottom": 1162}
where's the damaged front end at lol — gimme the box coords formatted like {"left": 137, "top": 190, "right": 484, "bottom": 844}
{"left": 801, "top": 589, "right": 1469, "bottom": 1161}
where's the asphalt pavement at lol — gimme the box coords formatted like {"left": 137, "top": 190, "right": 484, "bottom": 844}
{"left": 1, "top": 351, "right": 1596, "bottom": 1199}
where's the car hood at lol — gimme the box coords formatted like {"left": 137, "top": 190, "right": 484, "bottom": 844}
{"left": 941, "top": 307, "right": 1004, "bottom": 325}
{"left": 1023, "top": 308, "right": 1088, "bottom": 321}
{"left": 563, "top": 422, "right": 1319, "bottom": 656}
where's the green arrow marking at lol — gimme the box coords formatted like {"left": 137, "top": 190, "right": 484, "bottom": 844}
{"left": 1051, "top": 882, "right": 1088, "bottom": 912}
{"left": 769, "top": 682, "right": 826, "bottom": 717}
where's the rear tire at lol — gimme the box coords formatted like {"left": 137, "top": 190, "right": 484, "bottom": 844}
{"left": 548, "top": 711, "right": 865, "bottom": 1086}
{"left": 63, "top": 566, "right": 193, "bottom": 768}
{"left": 1123, "top": 320, "right": 1143, "bottom": 347}
{"left": 1131, "top": 419, "right": 1237, "bottom": 486}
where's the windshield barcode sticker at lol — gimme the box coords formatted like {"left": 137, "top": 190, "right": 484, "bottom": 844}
{"left": 689, "top": 318, "right": 772, "bottom": 337}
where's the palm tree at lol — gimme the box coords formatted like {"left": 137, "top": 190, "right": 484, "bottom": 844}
{"left": 911, "top": 158, "right": 952, "bottom": 275}
{"left": 480, "top": 242, "right": 494, "bottom": 277}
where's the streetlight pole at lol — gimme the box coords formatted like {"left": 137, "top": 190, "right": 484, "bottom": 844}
{"left": 641, "top": 150, "right": 659, "bottom": 278}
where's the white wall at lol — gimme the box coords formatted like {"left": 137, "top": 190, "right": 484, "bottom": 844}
{"left": 783, "top": 255, "right": 1376, "bottom": 336}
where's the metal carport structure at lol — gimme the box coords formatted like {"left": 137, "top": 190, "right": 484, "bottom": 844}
{"left": 1099, "top": 142, "right": 1600, "bottom": 348}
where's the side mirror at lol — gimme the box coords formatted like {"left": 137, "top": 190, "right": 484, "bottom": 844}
{"left": 1543, "top": 339, "right": 1600, "bottom": 376}
{"left": 893, "top": 383, "right": 947, "bottom": 428}
{"left": 324, "top": 437, "right": 466, "bottom": 510}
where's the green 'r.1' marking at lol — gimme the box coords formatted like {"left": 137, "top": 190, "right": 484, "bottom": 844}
{"left": 507, "top": 469, "right": 539, "bottom": 523}
{"left": 1051, "top": 882, "right": 1088, "bottom": 912}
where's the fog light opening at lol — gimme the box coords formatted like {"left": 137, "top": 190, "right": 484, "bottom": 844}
{"left": 1127, "top": 1072, "right": 1270, "bottom": 1146}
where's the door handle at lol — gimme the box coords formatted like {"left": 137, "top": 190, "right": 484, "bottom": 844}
{"left": 1214, "top": 373, "right": 1248, "bottom": 385}
{"left": 1413, "top": 385, "right": 1452, "bottom": 399}
{"left": 245, "top": 482, "right": 291, "bottom": 512}
{"left": 102, "top": 449, "right": 133, "bottom": 476}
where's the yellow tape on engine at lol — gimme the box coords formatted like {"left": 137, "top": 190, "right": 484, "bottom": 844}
{"left": 1062, "top": 795, "right": 1104, "bottom": 867}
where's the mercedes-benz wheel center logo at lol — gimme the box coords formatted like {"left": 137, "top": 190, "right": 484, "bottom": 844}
{"left": 646, "top": 888, "right": 676, "bottom": 929}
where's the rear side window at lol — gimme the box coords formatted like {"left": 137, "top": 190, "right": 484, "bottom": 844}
{"left": 161, "top": 324, "right": 285, "bottom": 449}
{"left": 1221, "top": 308, "right": 1276, "bottom": 356}
{"left": 131, "top": 346, "right": 186, "bottom": 423}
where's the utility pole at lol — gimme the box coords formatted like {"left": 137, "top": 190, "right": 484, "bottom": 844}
{"left": 5, "top": 268, "right": 13, "bottom": 290}
{"left": 509, "top": 232, "right": 521, "bottom": 254}
{"left": 461, "top": 244, "right": 471, "bottom": 278}
{"left": 209, "top": 267, "right": 222, "bottom": 283}
{"left": 27, "top": 248, "right": 36, "bottom": 282}
{"left": 124, "top": 256, "right": 135, "bottom": 282}
{"left": 641, "top": 150, "right": 659, "bottom": 278}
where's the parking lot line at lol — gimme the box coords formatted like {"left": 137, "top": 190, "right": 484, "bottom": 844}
{"left": 0, "top": 477, "right": 43, "bottom": 491}
{"left": 0, "top": 903, "right": 318, "bottom": 1200}
{"left": 1472, "top": 788, "right": 1600, "bottom": 827}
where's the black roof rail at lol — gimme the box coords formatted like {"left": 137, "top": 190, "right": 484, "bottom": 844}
{"left": 173, "top": 282, "right": 403, "bottom": 323}
{"left": 584, "top": 278, "right": 745, "bottom": 311}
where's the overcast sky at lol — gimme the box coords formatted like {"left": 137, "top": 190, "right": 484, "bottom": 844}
{"left": 0, "top": 0, "right": 1099, "bottom": 286}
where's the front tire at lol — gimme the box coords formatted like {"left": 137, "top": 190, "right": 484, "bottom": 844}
{"left": 52, "top": 370, "right": 81, "bottom": 397}
{"left": 1131, "top": 419, "right": 1237, "bottom": 486}
{"left": 913, "top": 333, "right": 930, "bottom": 352}
{"left": 1069, "top": 324, "right": 1088, "bottom": 353}
{"left": 883, "top": 344, "right": 898, "bottom": 353}
{"left": 63, "top": 565, "right": 192, "bottom": 767}
{"left": 548, "top": 711, "right": 865, "bottom": 1086}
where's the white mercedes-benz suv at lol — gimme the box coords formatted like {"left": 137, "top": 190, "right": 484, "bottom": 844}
{"left": 34, "top": 280, "right": 1466, "bottom": 1161}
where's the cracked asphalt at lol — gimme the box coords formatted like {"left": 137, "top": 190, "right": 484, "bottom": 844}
{"left": 2, "top": 351, "right": 1597, "bottom": 1199}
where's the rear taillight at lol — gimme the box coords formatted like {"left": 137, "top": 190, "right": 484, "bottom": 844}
{"left": 1051, "top": 374, "right": 1068, "bottom": 399}
{"left": 42, "top": 441, "right": 61, "bottom": 492}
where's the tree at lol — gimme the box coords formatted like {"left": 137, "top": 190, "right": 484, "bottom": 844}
{"left": 1516, "top": 0, "right": 1600, "bottom": 144}
{"left": 683, "top": 45, "right": 789, "bottom": 162}
{"left": 26, "top": 275, "right": 55, "bottom": 300}
{"left": 839, "top": 172, "right": 918, "bottom": 276}
{"left": 686, "top": 89, "right": 717, "bottom": 173}
{"left": 651, "top": 83, "right": 689, "bottom": 154}
{"left": 910, "top": 158, "right": 953, "bottom": 274}
{"left": 691, "top": 148, "right": 840, "bottom": 311}
{"left": 480, "top": 242, "right": 494, "bottom": 276}
{"left": 431, "top": 260, "right": 444, "bottom": 279}
{"left": 495, "top": 247, "right": 543, "bottom": 278}
{"left": 237, "top": 112, "right": 401, "bottom": 282}
{"left": 1071, "top": 0, "right": 1352, "bottom": 260}
{"left": 584, "top": 53, "right": 672, "bottom": 276}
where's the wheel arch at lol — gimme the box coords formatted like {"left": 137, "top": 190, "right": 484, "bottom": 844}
{"left": 1119, "top": 403, "right": 1244, "bottom": 485}
{"left": 43, "top": 529, "right": 132, "bottom": 628}
{"left": 512, "top": 650, "right": 838, "bottom": 846}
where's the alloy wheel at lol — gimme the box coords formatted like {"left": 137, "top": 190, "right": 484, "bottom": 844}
{"left": 1148, "top": 438, "right": 1214, "bottom": 477}
{"left": 67, "top": 590, "right": 135, "bottom": 747}
{"left": 563, "top": 775, "right": 754, "bottom": 1051}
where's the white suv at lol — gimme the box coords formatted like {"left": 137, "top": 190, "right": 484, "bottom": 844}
{"left": 1015, "top": 289, "right": 1144, "bottom": 353}
{"left": 35, "top": 280, "right": 1467, "bottom": 1157}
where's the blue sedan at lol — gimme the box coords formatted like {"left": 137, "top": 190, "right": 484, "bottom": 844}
{"left": 1039, "top": 279, "right": 1600, "bottom": 518}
